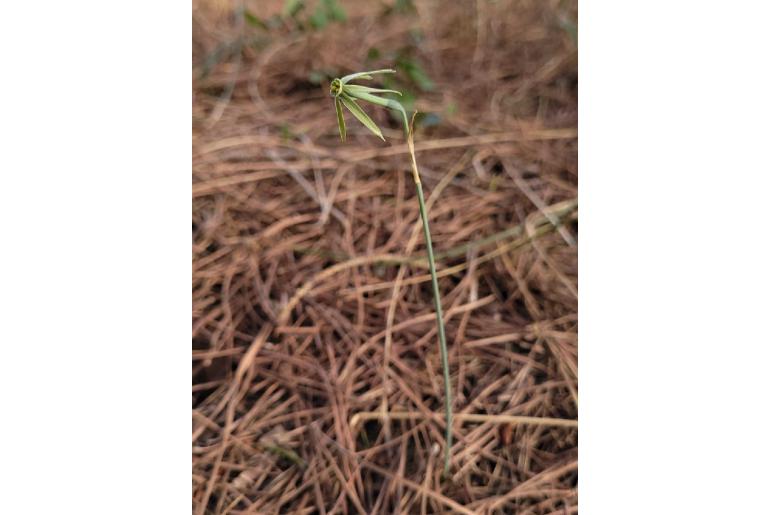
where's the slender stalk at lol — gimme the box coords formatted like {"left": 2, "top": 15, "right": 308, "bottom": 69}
{"left": 329, "top": 71, "right": 454, "bottom": 475}
{"left": 406, "top": 117, "right": 453, "bottom": 475}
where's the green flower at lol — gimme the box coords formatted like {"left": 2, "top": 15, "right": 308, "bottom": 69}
{"left": 330, "top": 69, "right": 408, "bottom": 141}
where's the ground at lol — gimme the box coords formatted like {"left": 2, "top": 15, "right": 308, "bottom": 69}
{"left": 193, "top": 0, "right": 577, "bottom": 512}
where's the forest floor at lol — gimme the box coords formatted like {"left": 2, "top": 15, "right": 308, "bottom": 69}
{"left": 193, "top": 1, "right": 577, "bottom": 512}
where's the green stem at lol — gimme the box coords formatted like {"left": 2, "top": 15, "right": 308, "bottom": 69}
{"left": 415, "top": 180, "right": 453, "bottom": 475}
{"left": 406, "top": 117, "right": 452, "bottom": 476}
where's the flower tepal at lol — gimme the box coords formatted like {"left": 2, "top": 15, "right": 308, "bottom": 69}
{"left": 330, "top": 69, "right": 408, "bottom": 142}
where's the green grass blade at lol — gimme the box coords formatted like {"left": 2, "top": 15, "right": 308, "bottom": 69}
{"left": 335, "top": 98, "right": 346, "bottom": 141}
{"left": 339, "top": 94, "right": 384, "bottom": 140}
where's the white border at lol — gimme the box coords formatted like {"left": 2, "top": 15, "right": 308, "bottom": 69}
{"left": 581, "top": 1, "right": 770, "bottom": 513}
{"left": 1, "top": 1, "right": 190, "bottom": 512}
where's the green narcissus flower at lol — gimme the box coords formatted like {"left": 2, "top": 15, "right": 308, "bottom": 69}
{"left": 329, "top": 69, "right": 408, "bottom": 141}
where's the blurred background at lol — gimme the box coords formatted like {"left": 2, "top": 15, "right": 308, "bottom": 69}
{"left": 193, "top": 0, "right": 577, "bottom": 512}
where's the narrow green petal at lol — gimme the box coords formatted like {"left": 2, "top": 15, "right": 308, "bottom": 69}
{"left": 343, "top": 90, "right": 409, "bottom": 132}
{"left": 344, "top": 84, "right": 402, "bottom": 96}
{"left": 335, "top": 98, "right": 346, "bottom": 141}
{"left": 340, "top": 69, "right": 396, "bottom": 85}
{"left": 339, "top": 94, "right": 384, "bottom": 141}
{"left": 343, "top": 89, "right": 391, "bottom": 108}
